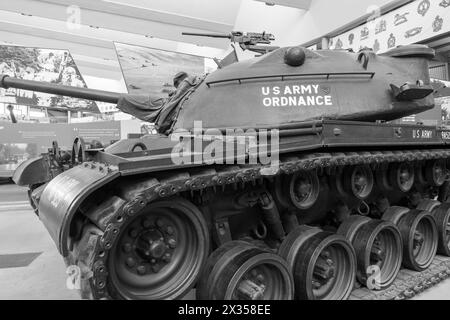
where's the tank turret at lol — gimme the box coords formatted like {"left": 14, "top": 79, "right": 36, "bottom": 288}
{"left": 173, "top": 44, "right": 435, "bottom": 131}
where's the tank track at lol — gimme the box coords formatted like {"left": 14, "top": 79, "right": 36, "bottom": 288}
{"left": 67, "top": 148, "right": 450, "bottom": 300}
{"left": 350, "top": 256, "right": 450, "bottom": 300}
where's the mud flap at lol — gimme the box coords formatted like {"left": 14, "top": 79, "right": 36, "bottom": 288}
{"left": 38, "top": 164, "right": 120, "bottom": 256}
{"left": 12, "top": 156, "right": 51, "bottom": 186}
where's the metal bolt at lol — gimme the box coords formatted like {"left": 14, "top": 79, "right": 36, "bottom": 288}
{"left": 163, "top": 253, "right": 172, "bottom": 263}
{"left": 156, "top": 218, "right": 164, "bottom": 228}
{"left": 321, "top": 250, "right": 331, "bottom": 260}
{"left": 129, "top": 228, "right": 138, "bottom": 238}
{"left": 151, "top": 265, "right": 159, "bottom": 273}
{"left": 256, "top": 274, "right": 265, "bottom": 283}
{"left": 122, "top": 243, "right": 132, "bottom": 253}
{"left": 403, "top": 289, "right": 415, "bottom": 298}
{"left": 312, "top": 281, "right": 322, "bottom": 289}
{"left": 168, "top": 238, "right": 177, "bottom": 249}
{"left": 126, "top": 257, "right": 136, "bottom": 268}
{"left": 413, "top": 285, "right": 423, "bottom": 293}
{"left": 137, "top": 265, "right": 146, "bottom": 275}
{"left": 236, "top": 280, "right": 265, "bottom": 300}
{"left": 142, "top": 219, "right": 153, "bottom": 228}
{"left": 333, "top": 128, "right": 342, "bottom": 136}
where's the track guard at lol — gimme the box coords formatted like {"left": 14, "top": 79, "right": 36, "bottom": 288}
{"left": 38, "top": 163, "right": 120, "bottom": 256}
{"left": 12, "top": 156, "right": 51, "bottom": 186}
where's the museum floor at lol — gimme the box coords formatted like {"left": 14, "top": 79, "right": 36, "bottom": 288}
{"left": 0, "top": 184, "right": 448, "bottom": 300}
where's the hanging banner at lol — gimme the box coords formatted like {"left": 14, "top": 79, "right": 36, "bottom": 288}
{"left": 0, "top": 45, "right": 99, "bottom": 113}
{"left": 329, "top": 0, "right": 450, "bottom": 53}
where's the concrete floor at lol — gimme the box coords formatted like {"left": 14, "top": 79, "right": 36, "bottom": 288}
{"left": 0, "top": 183, "right": 448, "bottom": 300}
{"left": 0, "top": 184, "right": 79, "bottom": 300}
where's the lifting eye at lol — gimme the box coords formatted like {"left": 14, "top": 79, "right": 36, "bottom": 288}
{"left": 284, "top": 46, "right": 306, "bottom": 67}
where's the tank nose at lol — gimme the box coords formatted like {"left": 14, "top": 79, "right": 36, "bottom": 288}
{"left": 284, "top": 46, "right": 306, "bottom": 67}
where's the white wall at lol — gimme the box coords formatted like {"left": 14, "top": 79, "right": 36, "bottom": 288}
{"left": 83, "top": 75, "right": 128, "bottom": 93}
{"left": 234, "top": 0, "right": 395, "bottom": 47}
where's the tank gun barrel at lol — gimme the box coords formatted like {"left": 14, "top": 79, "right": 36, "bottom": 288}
{"left": 0, "top": 74, "right": 121, "bottom": 104}
{"left": 182, "top": 32, "right": 232, "bottom": 39}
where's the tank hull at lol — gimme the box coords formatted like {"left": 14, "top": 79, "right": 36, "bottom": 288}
{"left": 29, "top": 120, "right": 450, "bottom": 300}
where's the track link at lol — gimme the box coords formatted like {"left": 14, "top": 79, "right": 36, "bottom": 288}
{"left": 350, "top": 256, "right": 450, "bottom": 300}
{"left": 68, "top": 148, "right": 450, "bottom": 300}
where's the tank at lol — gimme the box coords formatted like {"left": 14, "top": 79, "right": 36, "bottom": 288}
{"left": 5, "top": 44, "right": 450, "bottom": 301}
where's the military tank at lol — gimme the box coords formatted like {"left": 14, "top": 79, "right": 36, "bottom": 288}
{"left": 5, "top": 42, "right": 450, "bottom": 300}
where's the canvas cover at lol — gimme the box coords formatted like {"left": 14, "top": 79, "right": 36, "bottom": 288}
{"left": 116, "top": 75, "right": 202, "bottom": 132}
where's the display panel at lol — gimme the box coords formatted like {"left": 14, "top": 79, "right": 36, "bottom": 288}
{"left": 0, "top": 45, "right": 99, "bottom": 113}
{"left": 114, "top": 42, "right": 216, "bottom": 97}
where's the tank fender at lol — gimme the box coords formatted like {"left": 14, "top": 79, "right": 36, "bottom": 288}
{"left": 12, "top": 156, "right": 51, "bottom": 186}
{"left": 38, "top": 163, "right": 120, "bottom": 256}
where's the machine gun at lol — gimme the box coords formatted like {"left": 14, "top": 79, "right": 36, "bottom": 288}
{"left": 182, "top": 31, "right": 279, "bottom": 55}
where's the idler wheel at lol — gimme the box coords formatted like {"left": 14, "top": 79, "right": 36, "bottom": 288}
{"left": 197, "top": 241, "right": 294, "bottom": 300}
{"left": 417, "top": 200, "right": 450, "bottom": 256}
{"left": 279, "top": 226, "right": 356, "bottom": 300}
{"left": 425, "top": 160, "right": 447, "bottom": 187}
{"left": 383, "top": 207, "right": 438, "bottom": 271}
{"left": 343, "top": 166, "right": 374, "bottom": 200}
{"left": 337, "top": 216, "right": 402, "bottom": 290}
{"left": 289, "top": 171, "right": 320, "bottom": 210}
{"left": 109, "top": 198, "right": 209, "bottom": 299}
{"left": 389, "top": 163, "right": 415, "bottom": 192}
